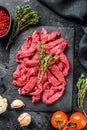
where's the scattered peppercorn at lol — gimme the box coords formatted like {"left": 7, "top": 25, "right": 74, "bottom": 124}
{"left": 0, "top": 9, "right": 10, "bottom": 36}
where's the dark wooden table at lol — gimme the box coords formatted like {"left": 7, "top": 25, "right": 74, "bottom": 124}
{"left": 0, "top": 0, "right": 87, "bottom": 130}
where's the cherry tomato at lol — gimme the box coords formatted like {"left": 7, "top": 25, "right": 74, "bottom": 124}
{"left": 69, "top": 112, "right": 87, "bottom": 129}
{"left": 65, "top": 128, "right": 75, "bottom": 130}
{"left": 65, "top": 128, "right": 81, "bottom": 130}
{"left": 51, "top": 111, "right": 68, "bottom": 129}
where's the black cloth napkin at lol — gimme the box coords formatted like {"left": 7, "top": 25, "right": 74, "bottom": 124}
{"left": 38, "top": 0, "right": 87, "bottom": 70}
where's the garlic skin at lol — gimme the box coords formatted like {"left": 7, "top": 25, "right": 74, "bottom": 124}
{"left": 17, "top": 112, "right": 31, "bottom": 127}
{"left": 11, "top": 99, "right": 25, "bottom": 109}
{"left": 0, "top": 96, "right": 8, "bottom": 114}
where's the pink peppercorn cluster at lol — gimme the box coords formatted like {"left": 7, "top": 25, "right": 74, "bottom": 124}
{"left": 0, "top": 9, "right": 10, "bottom": 36}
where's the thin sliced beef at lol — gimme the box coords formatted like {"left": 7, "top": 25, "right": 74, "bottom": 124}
{"left": 12, "top": 28, "right": 70, "bottom": 105}
{"left": 27, "top": 67, "right": 39, "bottom": 78}
{"left": 16, "top": 43, "right": 37, "bottom": 60}
{"left": 42, "top": 84, "right": 65, "bottom": 105}
{"left": 21, "top": 36, "right": 32, "bottom": 51}
{"left": 42, "top": 38, "right": 64, "bottom": 50}
{"left": 48, "top": 64, "right": 65, "bottom": 84}
{"left": 58, "top": 53, "right": 70, "bottom": 76}
{"left": 32, "top": 30, "right": 40, "bottom": 43}
{"left": 50, "top": 41, "right": 67, "bottom": 55}
{"left": 18, "top": 76, "right": 38, "bottom": 95}
{"left": 41, "top": 28, "right": 60, "bottom": 42}
{"left": 22, "top": 58, "right": 38, "bottom": 67}
{"left": 32, "top": 94, "right": 41, "bottom": 103}
{"left": 47, "top": 69, "right": 61, "bottom": 87}
{"left": 29, "top": 83, "right": 42, "bottom": 96}
{"left": 13, "top": 64, "right": 27, "bottom": 79}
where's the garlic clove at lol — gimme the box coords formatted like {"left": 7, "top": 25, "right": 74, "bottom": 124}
{"left": 3, "top": 98, "right": 8, "bottom": 103}
{"left": 0, "top": 96, "right": 8, "bottom": 114}
{"left": 0, "top": 105, "right": 7, "bottom": 114}
{"left": 0, "top": 98, "right": 5, "bottom": 106}
{"left": 0, "top": 96, "right": 3, "bottom": 99}
{"left": 11, "top": 99, "right": 25, "bottom": 109}
{"left": 17, "top": 113, "right": 31, "bottom": 127}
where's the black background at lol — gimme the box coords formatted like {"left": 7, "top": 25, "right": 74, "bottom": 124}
{"left": 0, "top": 0, "right": 87, "bottom": 130}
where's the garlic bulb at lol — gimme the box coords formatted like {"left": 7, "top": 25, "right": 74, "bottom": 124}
{"left": 11, "top": 99, "right": 25, "bottom": 109}
{"left": 17, "top": 112, "right": 31, "bottom": 127}
{"left": 0, "top": 96, "right": 8, "bottom": 114}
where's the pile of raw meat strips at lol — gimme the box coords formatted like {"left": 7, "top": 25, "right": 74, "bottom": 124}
{"left": 12, "top": 28, "right": 70, "bottom": 105}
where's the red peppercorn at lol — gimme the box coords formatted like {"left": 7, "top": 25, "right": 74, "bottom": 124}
{"left": 0, "top": 9, "right": 10, "bottom": 36}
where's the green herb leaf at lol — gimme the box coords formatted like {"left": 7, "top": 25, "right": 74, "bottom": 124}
{"left": 38, "top": 41, "right": 54, "bottom": 83}
{"left": 76, "top": 74, "right": 87, "bottom": 111}
{"left": 6, "top": 4, "right": 39, "bottom": 50}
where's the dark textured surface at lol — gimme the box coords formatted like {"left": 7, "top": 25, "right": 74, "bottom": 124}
{"left": 7, "top": 26, "right": 73, "bottom": 112}
{"left": 0, "top": 0, "right": 87, "bottom": 130}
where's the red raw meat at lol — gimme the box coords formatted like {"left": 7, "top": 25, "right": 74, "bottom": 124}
{"left": 16, "top": 43, "right": 37, "bottom": 60}
{"left": 21, "top": 36, "right": 32, "bottom": 51}
{"left": 12, "top": 28, "right": 70, "bottom": 105}
{"left": 18, "top": 76, "right": 38, "bottom": 95}
{"left": 32, "top": 30, "right": 40, "bottom": 43}
{"left": 50, "top": 41, "right": 67, "bottom": 55}
{"left": 47, "top": 69, "right": 61, "bottom": 87}
{"left": 58, "top": 53, "right": 70, "bottom": 76}
{"left": 32, "top": 94, "right": 41, "bottom": 103}
{"left": 22, "top": 58, "right": 38, "bottom": 67}
{"left": 42, "top": 38, "right": 64, "bottom": 50}
{"left": 48, "top": 64, "right": 65, "bottom": 83}
{"left": 42, "top": 85, "right": 64, "bottom": 105}
{"left": 41, "top": 28, "right": 60, "bottom": 42}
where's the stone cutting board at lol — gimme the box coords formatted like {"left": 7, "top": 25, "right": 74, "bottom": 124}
{"left": 7, "top": 26, "right": 74, "bottom": 112}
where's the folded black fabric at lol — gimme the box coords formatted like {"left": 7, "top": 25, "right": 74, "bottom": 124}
{"left": 38, "top": 0, "right": 87, "bottom": 70}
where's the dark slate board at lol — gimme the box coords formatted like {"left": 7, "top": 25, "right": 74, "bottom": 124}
{"left": 7, "top": 26, "right": 74, "bottom": 112}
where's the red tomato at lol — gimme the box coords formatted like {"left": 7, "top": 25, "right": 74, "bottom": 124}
{"left": 65, "top": 128, "right": 75, "bottom": 130}
{"left": 69, "top": 112, "right": 87, "bottom": 129}
{"left": 65, "top": 128, "right": 81, "bottom": 130}
{"left": 51, "top": 111, "right": 68, "bottom": 129}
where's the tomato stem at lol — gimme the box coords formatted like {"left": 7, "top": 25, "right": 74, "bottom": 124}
{"left": 83, "top": 109, "right": 87, "bottom": 119}
{"left": 55, "top": 120, "right": 63, "bottom": 130}
{"left": 62, "top": 121, "right": 76, "bottom": 130}
{"left": 62, "top": 121, "right": 70, "bottom": 130}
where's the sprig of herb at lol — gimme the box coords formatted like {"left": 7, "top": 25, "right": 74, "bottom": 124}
{"left": 6, "top": 4, "right": 39, "bottom": 50}
{"left": 76, "top": 74, "right": 87, "bottom": 111}
{"left": 38, "top": 41, "right": 54, "bottom": 83}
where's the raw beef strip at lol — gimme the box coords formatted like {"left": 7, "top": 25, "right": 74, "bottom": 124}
{"left": 22, "top": 58, "right": 38, "bottom": 67}
{"left": 29, "top": 83, "right": 42, "bottom": 96}
{"left": 47, "top": 69, "right": 61, "bottom": 87}
{"left": 41, "top": 28, "right": 60, "bottom": 42}
{"left": 32, "top": 30, "right": 40, "bottom": 44}
{"left": 48, "top": 64, "right": 65, "bottom": 84}
{"left": 32, "top": 94, "right": 41, "bottom": 103}
{"left": 12, "top": 64, "right": 28, "bottom": 87}
{"left": 50, "top": 41, "right": 67, "bottom": 55}
{"left": 58, "top": 53, "right": 70, "bottom": 76}
{"left": 16, "top": 43, "right": 37, "bottom": 59}
{"left": 30, "top": 84, "right": 43, "bottom": 102}
{"left": 42, "top": 38, "right": 64, "bottom": 50}
{"left": 26, "top": 67, "right": 39, "bottom": 78}
{"left": 42, "top": 83, "right": 65, "bottom": 105}
{"left": 18, "top": 76, "right": 37, "bottom": 95}
{"left": 21, "top": 36, "right": 32, "bottom": 51}
{"left": 13, "top": 64, "right": 27, "bottom": 79}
